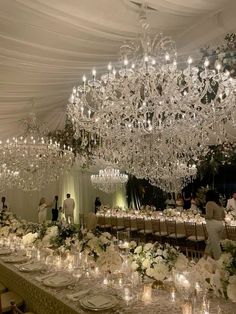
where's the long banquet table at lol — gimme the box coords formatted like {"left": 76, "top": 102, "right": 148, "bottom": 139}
{"left": 0, "top": 257, "right": 236, "bottom": 314}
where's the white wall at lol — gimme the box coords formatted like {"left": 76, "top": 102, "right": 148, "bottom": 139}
{"left": 4, "top": 165, "right": 127, "bottom": 223}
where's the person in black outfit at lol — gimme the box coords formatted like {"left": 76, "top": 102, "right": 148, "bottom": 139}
{"left": 52, "top": 195, "right": 59, "bottom": 221}
{"left": 95, "top": 197, "right": 101, "bottom": 214}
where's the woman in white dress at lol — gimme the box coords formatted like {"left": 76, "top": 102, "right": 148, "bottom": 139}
{"left": 38, "top": 197, "right": 50, "bottom": 224}
{"left": 205, "top": 190, "right": 225, "bottom": 260}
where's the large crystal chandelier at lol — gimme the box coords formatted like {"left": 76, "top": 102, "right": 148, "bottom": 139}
{"left": 0, "top": 111, "right": 74, "bottom": 191}
{"left": 67, "top": 3, "right": 236, "bottom": 191}
{"left": 67, "top": 4, "right": 235, "bottom": 143}
{"left": 91, "top": 167, "right": 128, "bottom": 193}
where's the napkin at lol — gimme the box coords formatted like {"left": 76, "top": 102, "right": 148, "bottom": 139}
{"left": 87, "top": 295, "right": 111, "bottom": 308}
{"left": 67, "top": 289, "right": 90, "bottom": 301}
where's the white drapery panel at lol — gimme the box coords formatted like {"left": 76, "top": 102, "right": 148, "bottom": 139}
{"left": 0, "top": 0, "right": 236, "bottom": 140}
{"left": 5, "top": 165, "right": 127, "bottom": 223}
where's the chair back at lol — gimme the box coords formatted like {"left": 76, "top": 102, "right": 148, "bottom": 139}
{"left": 185, "top": 248, "right": 204, "bottom": 262}
{"left": 97, "top": 214, "right": 105, "bottom": 226}
{"left": 10, "top": 301, "right": 24, "bottom": 314}
{"left": 166, "top": 220, "right": 176, "bottom": 236}
{"left": 123, "top": 217, "right": 131, "bottom": 229}
{"left": 136, "top": 218, "right": 145, "bottom": 231}
{"left": 225, "top": 224, "right": 236, "bottom": 241}
{"left": 184, "top": 222, "right": 197, "bottom": 239}
{"left": 110, "top": 216, "right": 117, "bottom": 227}
{"left": 152, "top": 219, "right": 160, "bottom": 233}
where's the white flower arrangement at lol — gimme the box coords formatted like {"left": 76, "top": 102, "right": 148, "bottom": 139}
{"left": 22, "top": 232, "right": 38, "bottom": 246}
{"left": 190, "top": 240, "right": 236, "bottom": 302}
{"left": 130, "top": 242, "right": 180, "bottom": 281}
{"left": 78, "top": 230, "right": 115, "bottom": 261}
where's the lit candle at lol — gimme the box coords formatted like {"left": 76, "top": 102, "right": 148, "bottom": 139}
{"left": 123, "top": 287, "right": 132, "bottom": 302}
{"left": 171, "top": 288, "right": 176, "bottom": 302}
{"left": 142, "top": 284, "right": 152, "bottom": 304}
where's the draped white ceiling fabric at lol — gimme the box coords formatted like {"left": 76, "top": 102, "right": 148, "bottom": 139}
{"left": 0, "top": 0, "right": 236, "bottom": 139}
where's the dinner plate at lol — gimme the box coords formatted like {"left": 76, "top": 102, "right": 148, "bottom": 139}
{"left": 43, "top": 273, "right": 74, "bottom": 288}
{"left": 18, "top": 261, "right": 44, "bottom": 272}
{"left": 0, "top": 248, "right": 12, "bottom": 255}
{"left": 3, "top": 255, "right": 28, "bottom": 263}
{"left": 80, "top": 293, "right": 118, "bottom": 311}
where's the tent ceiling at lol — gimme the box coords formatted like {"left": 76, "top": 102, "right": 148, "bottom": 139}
{"left": 0, "top": 0, "right": 236, "bottom": 139}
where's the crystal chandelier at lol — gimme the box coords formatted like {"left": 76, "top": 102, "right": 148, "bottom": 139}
{"left": 0, "top": 112, "right": 74, "bottom": 191}
{"left": 91, "top": 167, "right": 128, "bottom": 193}
{"left": 67, "top": 4, "right": 236, "bottom": 191}
{"left": 67, "top": 4, "right": 235, "bottom": 143}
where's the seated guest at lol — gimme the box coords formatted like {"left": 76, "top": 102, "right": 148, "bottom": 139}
{"left": 190, "top": 193, "right": 199, "bottom": 211}
{"left": 165, "top": 193, "right": 175, "bottom": 208}
{"left": 226, "top": 192, "right": 236, "bottom": 214}
{"left": 176, "top": 193, "right": 184, "bottom": 211}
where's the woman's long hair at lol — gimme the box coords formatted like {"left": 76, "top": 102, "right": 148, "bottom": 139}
{"left": 39, "top": 197, "right": 45, "bottom": 206}
{"left": 205, "top": 190, "right": 221, "bottom": 206}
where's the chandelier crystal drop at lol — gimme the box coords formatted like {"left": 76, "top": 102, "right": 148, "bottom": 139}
{"left": 0, "top": 112, "right": 74, "bottom": 191}
{"left": 91, "top": 167, "right": 128, "bottom": 193}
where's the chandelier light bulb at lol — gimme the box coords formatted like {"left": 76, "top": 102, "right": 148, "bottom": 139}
{"left": 204, "top": 58, "right": 209, "bottom": 67}
{"left": 107, "top": 63, "right": 112, "bottom": 71}
{"left": 131, "top": 63, "right": 135, "bottom": 69}
{"left": 92, "top": 68, "right": 96, "bottom": 77}
{"left": 215, "top": 62, "right": 221, "bottom": 71}
{"left": 187, "top": 56, "right": 193, "bottom": 64}
{"left": 165, "top": 53, "right": 170, "bottom": 61}
{"left": 144, "top": 55, "right": 149, "bottom": 62}
{"left": 73, "top": 86, "right": 76, "bottom": 94}
{"left": 82, "top": 75, "right": 87, "bottom": 82}
{"left": 124, "top": 58, "right": 128, "bottom": 66}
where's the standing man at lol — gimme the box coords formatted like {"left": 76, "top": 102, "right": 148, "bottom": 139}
{"left": 63, "top": 193, "right": 75, "bottom": 223}
{"left": 226, "top": 192, "right": 236, "bottom": 214}
{"left": 52, "top": 195, "right": 59, "bottom": 221}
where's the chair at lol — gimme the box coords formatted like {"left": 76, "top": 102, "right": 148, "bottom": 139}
{"left": 10, "top": 301, "right": 35, "bottom": 314}
{"left": 152, "top": 219, "right": 168, "bottom": 241}
{"left": 84, "top": 213, "right": 97, "bottom": 231}
{"left": 225, "top": 224, "right": 236, "bottom": 241}
{"left": 185, "top": 248, "right": 204, "bottom": 262}
{"left": 1, "top": 292, "right": 23, "bottom": 313}
{"left": 110, "top": 216, "right": 124, "bottom": 232}
{"left": 184, "top": 222, "right": 205, "bottom": 251}
{"left": 166, "top": 220, "right": 185, "bottom": 245}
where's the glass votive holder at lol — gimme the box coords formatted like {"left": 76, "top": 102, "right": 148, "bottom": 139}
{"left": 141, "top": 283, "right": 152, "bottom": 304}
{"left": 122, "top": 285, "right": 134, "bottom": 304}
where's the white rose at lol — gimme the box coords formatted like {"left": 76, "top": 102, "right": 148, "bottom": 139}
{"left": 134, "top": 246, "right": 142, "bottom": 254}
{"left": 162, "top": 250, "right": 168, "bottom": 259}
{"left": 129, "top": 241, "right": 137, "bottom": 249}
{"left": 152, "top": 263, "right": 168, "bottom": 281}
{"left": 144, "top": 243, "right": 153, "bottom": 251}
{"left": 131, "top": 261, "right": 139, "bottom": 271}
{"left": 142, "top": 259, "right": 151, "bottom": 269}
{"left": 156, "top": 249, "right": 163, "bottom": 256}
